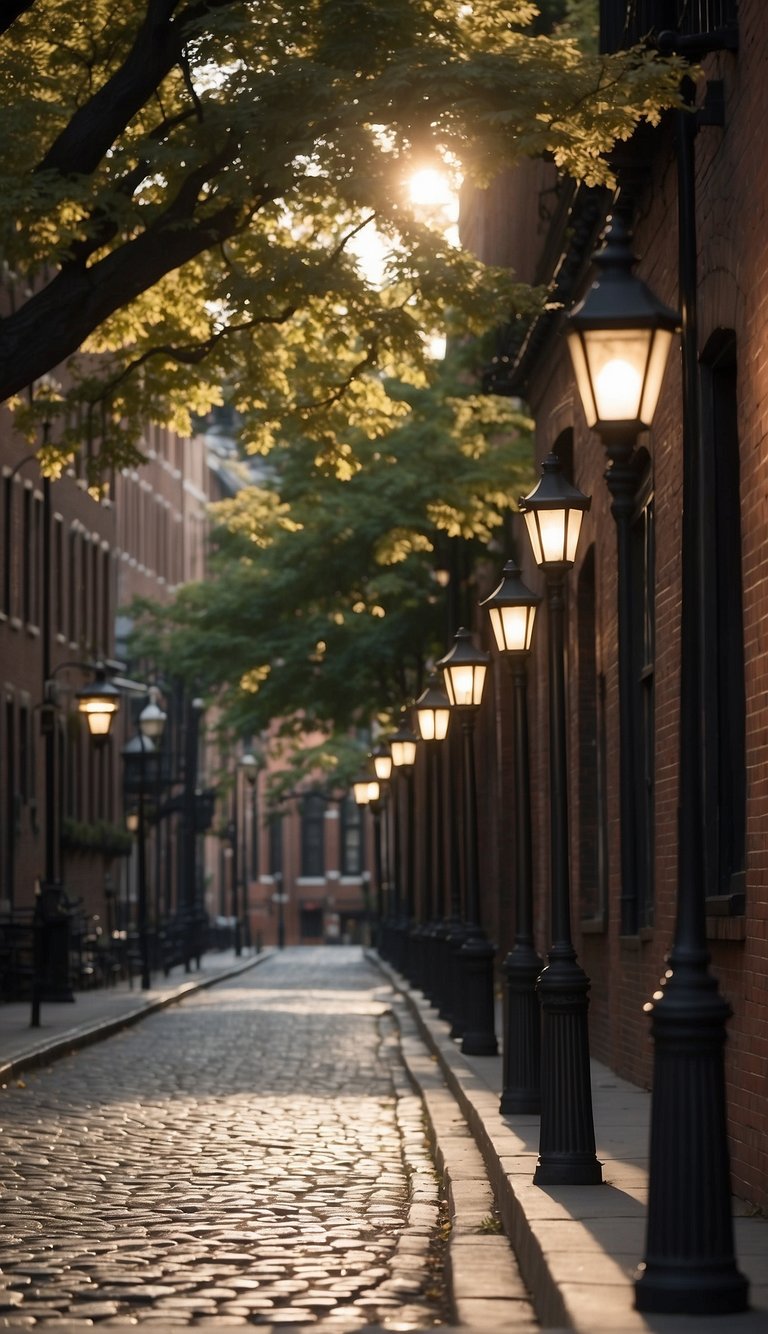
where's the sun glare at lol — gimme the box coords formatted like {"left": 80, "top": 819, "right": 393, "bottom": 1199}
{"left": 408, "top": 166, "right": 456, "bottom": 211}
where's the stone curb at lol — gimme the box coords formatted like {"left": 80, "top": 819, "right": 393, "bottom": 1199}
{"left": 373, "top": 965, "right": 541, "bottom": 1333}
{"left": 0, "top": 950, "right": 274, "bottom": 1085}
{"left": 371, "top": 953, "right": 572, "bottom": 1332}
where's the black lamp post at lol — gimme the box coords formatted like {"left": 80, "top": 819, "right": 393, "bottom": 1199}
{"left": 567, "top": 215, "right": 679, "bottom": 934}
{"left": 372, "top": 742, "right": 393, "bottom": 955}
{"left": 413, "top": 674, "right": 451, "bottom": 1001}
{"left": 481, "top": 558, "right": 543, "bottom": 1114}
{"left": 31, "top": 661, "right": 122, "bottom": 1025}
{"left": 520, "top": 454, "right": 601, "bottom": 1184}
{"left": 240, "top": 753, "right": 258, "bottom": 951}
{"left": 569, "top": 210, "right": 748, "bottom": 1307}
{"left": 389, "top": 714, "right": 418, "bottom": 975}
{"left": 122, "top": 687, "right": 166, "bottom": 991}
{"left": 438, "top": 628, "right": 497, "bottom": 1057}
{"left": 353, "top": 766, "right": 382, "bottom": 948}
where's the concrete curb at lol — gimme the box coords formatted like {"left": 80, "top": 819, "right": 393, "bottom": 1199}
{"left": 370, "top": 953, "right": 571, "bottom": 1331}
{"left": 0, "top": 950, "right": 274, "bottom": 1085}
{"left": 370, "top": 957, "right": 542, "bottom": 1334}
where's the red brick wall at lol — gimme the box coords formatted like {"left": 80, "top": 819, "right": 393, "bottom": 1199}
{"left": 469, "top": 0, "right": 768, "bottom": 1211}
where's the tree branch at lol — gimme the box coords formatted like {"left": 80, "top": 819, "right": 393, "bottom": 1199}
{"left": 94, "top": 305, "right": 299, "bottom": 398}
{"left": 36, "top": 0, "right": 237, "bottom": 179}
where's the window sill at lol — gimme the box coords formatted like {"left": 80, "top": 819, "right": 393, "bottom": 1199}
{"left": 619, "top": 927, "right": 654, "bottom": 951}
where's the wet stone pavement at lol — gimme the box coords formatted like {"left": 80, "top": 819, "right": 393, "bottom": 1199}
{"left": 0, "top": 947, "right": 448, "bottom": 1328}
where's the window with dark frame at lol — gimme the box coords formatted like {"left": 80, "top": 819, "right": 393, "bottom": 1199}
{"left": 577, "top": 545, "right": 608, "bottom": 924}
{"left": 701, "top": 330, "right": 746, "bottom": 911}
{"left": 301, "top": 793, "right": 326, "bottom": 878}
{"left": 630, "top": 468, "right": 655, "bottom": 929}
{"left": 340, "top": 795, "right": 363, "bottom": 877}
{"left": 268, "top": 813, "right": 283, "bottom": 878}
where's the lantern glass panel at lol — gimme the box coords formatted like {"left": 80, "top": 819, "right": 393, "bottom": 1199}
{"left": 488, "top": 602, "right": 535, "bottom": 654}
{"left": 445, "top": 662, "right": 486, "bottom": 708}
{"left": 353, "top": 780, "right": 371, "bottom": 805}
{"left": 581, "top": 328, "right": 653, "bottom": 422}
{"left": 567, "top": 330, "right": 597, "bottom": 426}
{"left": 390, "top": 738, "right": 417, "bottom": 767}
{"left": 416, "top": 706, "right": 450, "bottom": 741}
{"left": 639, "top": 327, "right": 674, "bottom": 425}
{"left": 373, "top": 753, "right": 392, "bottom": 781}
{"left": 79, "top": 698, "right": 118, "bottom": 736}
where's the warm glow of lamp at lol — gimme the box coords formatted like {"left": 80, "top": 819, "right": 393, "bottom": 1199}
{"left": 567, "top": 216, "right": 679, "bottom": 432}
{"left": 438, "top": 628, "right": 490, "bottom": 710}
{"left": 520, "top": 454, "right": 591, "bottom": 570}
{"left": 373, "top": 745, "right": 393, "bottom": 782}
{"left": 390, "top": 716, "right": 418, "bottom": 768}
{"left": 414, "top": 675, "right": 451, "bottom": 741}
{"left": 481, "top": 561, "right": 541, "bottom": 655}
{"left": 76, "top": 667, "right": 120, "bottom": 740}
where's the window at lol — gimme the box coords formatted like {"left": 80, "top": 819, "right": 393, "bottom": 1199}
{"left": 54, "top": 515, "right": 64, "bottom": 637}
{"left": 577, "top": 546, "right": 608, "bottom": 923}
{"left": 1, "top": 475, "right": 11, "bottom": 617}
{"left": 21, "top": 486, "right": 32, "bottom": 624}
{"left": 701, "top": 331, "right": 746, "bottom": 909}
{"left": 301, "top": 793, "right": 325, "bottom": 877}
{"left": 630, "top": 469, "right": 655, "bottom": 929}
{"left": 340, "top": 795, "right": 363, "bottom": 876}
{"left": 4, "top": 698, "right": 16, "bottom": 907}
{"left": 268, "top": 813, "right": 283, "bottom": 877}
{"left": 68, "top": 528, "right": 78, "bottom": 643}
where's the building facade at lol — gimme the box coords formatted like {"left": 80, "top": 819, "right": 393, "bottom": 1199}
{"left": 463, "top": 0, "right": 768, "bottom": 1210}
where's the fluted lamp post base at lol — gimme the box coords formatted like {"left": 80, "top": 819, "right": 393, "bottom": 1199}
{"left": 533, "top": 955, "right": 602, "bottom": 1186}
{"left": 634, "top": 970, "right": 748, "bottom": 1315}
{"left": 500, "top": 944, "right": 542, "bottom": 1115}
{"left": 460, "top": 932, "right": 498, "bottom": 1056}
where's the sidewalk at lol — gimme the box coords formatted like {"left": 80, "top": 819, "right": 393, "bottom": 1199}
{"left": 0, "top": 947, "right": 270, "bottom": 1083}
{"left": 378, "top": 955, "right": 768, "bottom": 1333}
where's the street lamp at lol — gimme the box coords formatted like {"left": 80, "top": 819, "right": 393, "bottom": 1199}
{"left": 75, "top": 666, "right": 122, "bottom": 743}
{"left": 568, "top": 215, "right": 679, "bottom": 936}
{"left": 353, "top": 765, "right": 383, "bottom": 948}
{"left": 569, "top": 205, "right": 747, "bottom": 1306}
{"left": 372, "top": 742, "right": 394, "bottom": 957}
{"left": 122, "top": 688, "right": 167, "bottom": 991}
{"left": 438, "top": 628, "right": 497, "bottom": 1057}
{"left": 413, "top": 674, "right": 451, "bottom": 1002}
{"left": 240, "top": 753, "right": 259, "bottom": 951}
{"left": 389, "top": 714, "right": 418, "bottom": 974}
{"left": 31, "top": 660, "right": 124, "bottom": 1025}
{"left": 520, "top": 453, "right": 601, "bottom": 1184}
{"left": 481, "top": 558, "right": 543, "bottom": 1114}
{"left": 566, "top": 216, "right": 678, "bottom": 437}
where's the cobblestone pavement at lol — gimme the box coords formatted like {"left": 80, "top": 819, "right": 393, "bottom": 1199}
{"left": 0, "top": 947, "right": 448, "bottom": 1329}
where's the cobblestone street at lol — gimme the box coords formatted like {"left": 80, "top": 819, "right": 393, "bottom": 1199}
{"left": 0, "top": 948, "right": 448, "bottom": 1329}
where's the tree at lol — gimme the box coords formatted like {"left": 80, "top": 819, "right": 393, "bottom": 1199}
{"left": 0, "top": 0, "right": 683, "bottom": 477}
{"left": 130, "top": 342, "right": 535, "bottom": 772}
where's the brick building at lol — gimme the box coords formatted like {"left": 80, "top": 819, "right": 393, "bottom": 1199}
{"left": 461, "top": 0, "right": 768, "bottom": 1211}
{"left": 0, "top": 406, "right": 216, "bottom": 987}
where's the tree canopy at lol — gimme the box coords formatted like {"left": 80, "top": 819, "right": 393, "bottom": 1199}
{"left": 0, "top": 0, "right": 683, "bottom": 478}
{"left": 131, "top": 342, "right": 535, "bottom": 778}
